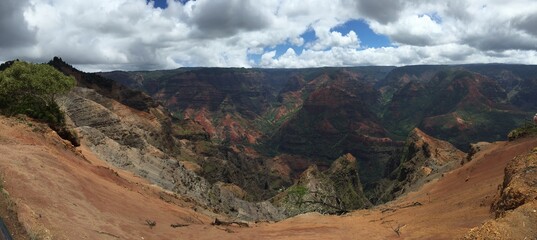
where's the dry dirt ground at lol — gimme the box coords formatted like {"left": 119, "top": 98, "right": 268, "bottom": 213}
{"left": 0, "top": 117, "right": 213, "bottom": 239}
{"left": 0, "top": 116, "right": 536, "bottom": 239}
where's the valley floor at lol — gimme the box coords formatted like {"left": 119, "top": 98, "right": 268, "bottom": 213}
{"left": 0, "top": 116, "right": 535, "bottom": 239}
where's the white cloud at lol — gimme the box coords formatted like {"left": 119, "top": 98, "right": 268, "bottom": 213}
{"left": 307, "top": 31, "right": 360, "bottom": 51}
{"left": 370, "top": 14, "right": 446, "bottom": 46}
{"left": 0, "top": 0, "right": 536, "bottom": 71}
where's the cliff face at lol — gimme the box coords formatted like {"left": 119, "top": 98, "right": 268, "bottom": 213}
{"left": 273, "top": 154, "right": 371, "bottom": 216}
{"left": 59, "top": 87, "right": 285, "bottom": 221}
{"left": 378, "top": 128, "right": 466, "bottom": 203}
{"left": 492, "top": 148, "right": 537, "bottom": 217}
{"left": 464, "top": 147, "right": 537, "bottom": 239}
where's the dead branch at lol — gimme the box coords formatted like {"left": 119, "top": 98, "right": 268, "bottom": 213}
{"left": 170, "top": 223, "right": 189, "bottom": 228}
{"left": 391, "top": 224, "right": 406, "bottom": 237}
{"left": 400, "top": 201, "right": 422, "bottom": 209}
{"left": 212, "top": 218, "right": 249, "bottom": 228}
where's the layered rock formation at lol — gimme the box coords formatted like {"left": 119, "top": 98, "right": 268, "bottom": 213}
{"left": 49, "top": 58, "right": 286, "bottom": 221}
{"left": 59, "top": 87, "right": 285, "bottom": 221}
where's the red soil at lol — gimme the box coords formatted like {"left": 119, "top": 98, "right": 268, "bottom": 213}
{"left": 0, "top": 117, "right": 212, "bottom": 239}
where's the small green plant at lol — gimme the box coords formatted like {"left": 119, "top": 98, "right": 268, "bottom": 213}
{"left": 286, "top": 185, "right": 308, "bottom": 203}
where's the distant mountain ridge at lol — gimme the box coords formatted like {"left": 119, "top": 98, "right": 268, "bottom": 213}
{"left": 100, "top": 63, "right": 535, "bottom": 184}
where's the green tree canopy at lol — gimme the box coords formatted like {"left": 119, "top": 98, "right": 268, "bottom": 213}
{"left": 0, "top": 61, "right": 75, "bottom": 106}
{"left": 0, "top": 61, "right": 75, "bottom": 125}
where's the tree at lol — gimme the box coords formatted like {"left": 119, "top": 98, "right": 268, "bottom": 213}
{"left": 0, "top": 61, "right": 75, "bottom": 125}
{"left": 0, "top": 60, "right": 79, "bottom": 146}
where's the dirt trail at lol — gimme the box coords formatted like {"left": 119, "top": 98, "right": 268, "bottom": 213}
{"left": 0, "top": 116, "right": 536, "bottom": 239}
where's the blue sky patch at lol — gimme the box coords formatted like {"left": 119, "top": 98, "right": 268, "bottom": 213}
{"left": 248, "top": 19, "right": 392, "bottom": 64}
{"left": 331, "top": 19, "right": 392, "bottom": 48}
{"left": 147, "top": 0, "right": 167, "bottom": 9}
{"left": 426, "top": 12, "right": 442, "bottom": 24}
{"left": 148, "top": 0, "right": 190, "bottom": 9}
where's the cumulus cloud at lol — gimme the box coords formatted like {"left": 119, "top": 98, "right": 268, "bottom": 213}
{"left": 370, "top": 14, "right": 445, "bottom": 46}
{"left": 307, "top": 31, "right": 360, "bottom": 51}
{"left": 0, "top": 0, "right": 537, "bottom": 71}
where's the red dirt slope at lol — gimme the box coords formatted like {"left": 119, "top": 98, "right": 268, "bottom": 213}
{"left": 0, "top": 116, "right": 213, "bottom": 239}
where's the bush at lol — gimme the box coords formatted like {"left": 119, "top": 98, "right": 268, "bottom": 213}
{"left": 507, "top": 121, "right": 537, "bottom": 141}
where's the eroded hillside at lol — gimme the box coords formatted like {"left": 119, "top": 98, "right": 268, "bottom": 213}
{"left": 1, "top": 116, "right": 536, "bottom": 239}
{"left": 99, "top": 64, "right": 536, "bottom": 205}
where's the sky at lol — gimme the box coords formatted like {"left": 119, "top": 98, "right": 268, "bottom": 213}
{"left": 1, "top": 0, "right": 537, "bottom": 71}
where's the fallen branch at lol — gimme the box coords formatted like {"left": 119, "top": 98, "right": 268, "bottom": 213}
{"left": 94, "top": 230, "right": 120, "bottom": 239}
{"left": 400, "top": 202, "right": 422, "bottom": 209}
{"left": 170, "top": 223, "right": 189, "bottom": 228}
{"left": 212, "top": 218, "right": 249, "bottom": 228}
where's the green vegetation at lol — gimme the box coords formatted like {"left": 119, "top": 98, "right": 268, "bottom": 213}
{"left": 508, "top": 122, "right": 537, "bottom": 141}
{"left": 286, "top": 185, "right": 308, "bottom": 201}
{"left": 0, "top": 61, "right": 78, "bottom": 145}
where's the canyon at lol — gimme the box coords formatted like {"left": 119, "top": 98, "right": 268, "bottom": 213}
{"left": 0, "top": 58, "right": 536, "bottom": 239}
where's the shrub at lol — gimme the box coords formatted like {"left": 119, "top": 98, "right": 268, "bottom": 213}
{"left": 507, "top": 121, "right": 537, "bottom": 141}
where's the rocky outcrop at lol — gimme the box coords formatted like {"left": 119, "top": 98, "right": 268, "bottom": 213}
{"left": 273, "top": 154, "right": 371, "bottom": 216}
{"left": 463, "top": 148, "right": 537, "bottom": 239}
{"left": 491, "top": 148, "right": 537, "bottom": 217}
{"left": 380, "top": 128, "right": 465, "bottom": 202}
